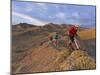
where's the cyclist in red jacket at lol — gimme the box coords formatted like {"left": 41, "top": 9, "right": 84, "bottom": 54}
{"left": 67, "top": 25, "right": 79, "bottom": 49}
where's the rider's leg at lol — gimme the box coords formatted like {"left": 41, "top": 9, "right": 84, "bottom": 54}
{"left": 68, "top": 36, "right": 74, "bottom": 49}
{"left": 71, "top": 36, "right": 75, "bottom": 50}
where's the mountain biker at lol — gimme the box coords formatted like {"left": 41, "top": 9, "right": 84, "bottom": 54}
{"left": 52, "top": 32, "right": 59, "bottom": 47}
{"left": 67, "top": 25, "right": 79, "bottom": 50}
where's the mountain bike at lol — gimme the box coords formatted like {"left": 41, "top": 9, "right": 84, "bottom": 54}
{"left": 67, "top": 37, "right": 80, "bottom": 50}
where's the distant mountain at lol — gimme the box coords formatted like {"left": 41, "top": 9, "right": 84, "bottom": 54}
{"left": 13, "top": 23, "right": 37, "bottom": 27}
{"left": 12, "top": 23, "right": 37, "bottom": 32}
{"left": 12, "top": 22, "right": 87, "bottom": 32}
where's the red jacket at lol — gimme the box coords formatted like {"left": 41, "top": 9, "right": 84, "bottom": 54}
{"left": 68, "top": 26, "right": 77, "bottom": 37}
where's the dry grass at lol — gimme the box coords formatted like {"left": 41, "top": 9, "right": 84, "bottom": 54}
{"left": 75, "top": 56, "right": 96, "bottom": 69}
{"left": 70, "top": 50, "right": 88, "bottom": 58}
{"left": 42, "top": 50, "right": 96, "bottom": 71}
{"left": 78, "top": 28, "right": 96, "bottom": 40}
{"left": 54, "top": 50, "right": 72, "bottom": 64}
{"left": 58, "top": 50, "right": 96, "bottom": 71}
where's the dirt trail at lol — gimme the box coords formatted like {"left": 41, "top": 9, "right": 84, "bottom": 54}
{"left": 15, "top": 42, "right": 60, "bottom": 73}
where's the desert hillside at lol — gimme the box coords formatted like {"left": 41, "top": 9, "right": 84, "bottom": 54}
{"left": 11, "top": 23, "right": 96, "bottom": 74}
{"left": 78, "top": 28, "right": 96, "bottom": 40}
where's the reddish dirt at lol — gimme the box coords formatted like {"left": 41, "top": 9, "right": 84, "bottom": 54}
{"left": 16, "top": 43, "right": 59, "bottom": 73}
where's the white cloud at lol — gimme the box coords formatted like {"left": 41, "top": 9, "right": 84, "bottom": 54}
{"left": 72, "top": 12, "right": 80, "bottom": 18}
{"left": 55, "top": 12, "right": 66, "bottom": 19}
{"left": 71, "top": 12, "right": 80, "bottom": 24}
{"left": 12, "top": 11, "right": 48, "bottom": 26}
{"left": 48, "top": 15, "right": 54, "bottom": 19}
{"left": 25, "top": 5, "right": 33, "bottom": 12}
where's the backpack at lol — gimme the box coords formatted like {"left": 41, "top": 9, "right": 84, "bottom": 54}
{"left": 69, "top": 26, "right": 77, "bottom": 36}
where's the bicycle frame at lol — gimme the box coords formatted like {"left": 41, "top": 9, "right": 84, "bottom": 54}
{"left": 68, "top": 37, "right": 80, "bottom": 50}
{"left": 74, "top": 38, "right": 80, "bottom": 49}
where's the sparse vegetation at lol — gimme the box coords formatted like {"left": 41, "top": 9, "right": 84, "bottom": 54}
{"left": 12, "top": 23, "right": 96, "bottom": 73}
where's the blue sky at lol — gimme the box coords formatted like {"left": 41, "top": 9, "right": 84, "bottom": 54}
{"left": 12, "top": 1, "right": 96, "bottom": 27}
